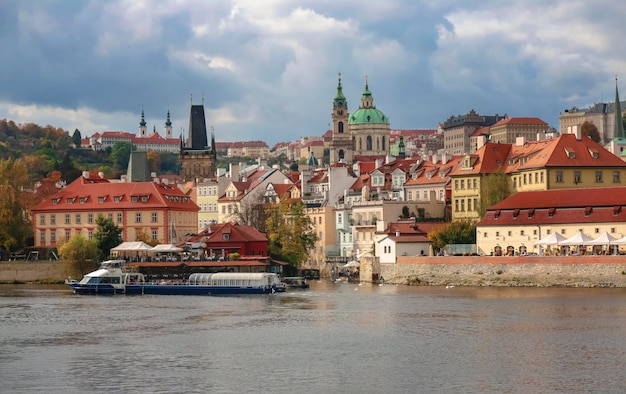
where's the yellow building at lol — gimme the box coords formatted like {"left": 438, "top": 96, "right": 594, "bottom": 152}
{"left": 31, "top": 172, "right": 199, "bottom": 249}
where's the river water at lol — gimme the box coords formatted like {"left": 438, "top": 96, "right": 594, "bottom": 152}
{"left": 1, "top": 281, "right": 625, "bottom": 394}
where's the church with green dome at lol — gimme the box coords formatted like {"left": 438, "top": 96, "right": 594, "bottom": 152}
{"left": 329, "top": 74, "right": 391, "bottom": 164}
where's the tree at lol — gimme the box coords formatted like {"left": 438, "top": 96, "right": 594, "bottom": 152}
{"left": 93, "top": 216, "right": 123, "bottom": 260}
{"left": 581, "top": 121, "right": 601, "bottom": 143}
{"left": 110, "top": 142, "right": 132, "bottom": 170}
{"left": 265, "top": 198, "right": 317, "bottom": 267}
{"left": 0, "top": 158, "right": 33, "bottom": 252}
{"left": 58, "top": 234, "right": 99, "bottom": 278}
{"left": 146, "top": 150, "right": 161, "bottom": 174}
{"left": 478, "top": 167, "right": 511, "bottom": 217}
{"left": 72, "top": 129, "right": 82, "bottom": 147}
{"left": 428, "top": 220, "right": 476, "bottom": 253}
{"left": 136, "top": 229, "right": 159, "bottom": 247}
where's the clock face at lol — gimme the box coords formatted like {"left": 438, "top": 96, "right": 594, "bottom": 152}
{"left": 338, "top": 110, "right": 343, "bottom": 115}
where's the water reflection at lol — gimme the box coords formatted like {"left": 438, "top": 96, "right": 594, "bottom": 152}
{"left": 1, "top": 283, "right": 625, "bottom": 393}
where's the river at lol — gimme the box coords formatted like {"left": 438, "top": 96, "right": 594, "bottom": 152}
{"left": 1, "top": 281, "right": 625, "bottom": 393}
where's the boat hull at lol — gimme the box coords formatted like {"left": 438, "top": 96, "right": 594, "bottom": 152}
{"left": 68, "top": 283, "right": 280, "bottom": 295}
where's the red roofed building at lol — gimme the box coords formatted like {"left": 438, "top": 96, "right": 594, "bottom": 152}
{"left": 31, "top": 172, "right": 199, "bottom": 250}
{"left": 375, "top": 221, "right": 437, "bottom": 262}
{"left": 191, "top": 222, "right": 269, "bottom": 259}
{"left": 477, "top": 187, "right": 626, "bottom": 256}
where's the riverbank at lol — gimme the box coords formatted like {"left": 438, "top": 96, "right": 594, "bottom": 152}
{"left": 4, "top": 256, "right": 626, "bottom": 287}
{"left": 375, "top": 255, "right": 626, "bottom": 287}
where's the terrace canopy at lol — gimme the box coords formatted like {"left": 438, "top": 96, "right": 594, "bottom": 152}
{"left": 111, "top": 241, "right": 153, "bottom": 252}
{"left": 534, "top": 232, "right": 566, "bottom": 246}
{"left": 151, "top": 244, "right": 184, "bottom": 253}
{"left": 559, "top": 231, "right": 594, "bottom": 246}
{"left": 587, "top": 231, "right": 619, "bottom": 245}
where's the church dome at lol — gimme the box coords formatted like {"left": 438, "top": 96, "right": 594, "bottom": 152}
{"left": 348, "top": 78, "right": 389, "bottom": 125}
{"left": 349, "top": 107, "right": 389, "bottom": 125}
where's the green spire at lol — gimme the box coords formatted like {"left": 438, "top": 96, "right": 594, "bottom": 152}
{"left": 615, "top": 77, "right": 625, "bottom": 139}
{"left": 333, "top": 72, "right": 347, "bottom": 109}
{"left": 165, "top": 110, "right": 172, "bottom": 127}
{"left": 140, "top": 109, "right": 146, "bottom": 127}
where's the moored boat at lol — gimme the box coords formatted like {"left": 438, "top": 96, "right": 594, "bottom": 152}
{"left": 67, "top": 260, "right": 285, "bottom": 295}
{"left": 283, "top": 276, "right": 309, "bottom": 289}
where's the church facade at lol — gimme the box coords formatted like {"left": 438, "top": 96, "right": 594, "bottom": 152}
{"left": 329, "top": 74, "right": 391, "bottom": 164}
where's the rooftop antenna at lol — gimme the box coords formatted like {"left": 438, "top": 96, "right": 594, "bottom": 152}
{"left": 202, "top": 93, "right": 205, "bottom": 105}
{"left": 190, "top": 93, "right": 193, "bottom": 105}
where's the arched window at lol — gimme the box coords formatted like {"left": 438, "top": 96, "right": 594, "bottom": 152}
{"left": 376, "top": 137, "right": 379, "bottom": 150}
{"left": 366, "top": 136, "right": 372, "bottom": 150}
{"left": 382, "top": 136, "right": 386, "bottom": 151}
{"left": 339, "top": 149, "right": 344, "bottom": 159}
{"left": 338, "top": 122, "right": 344, "bottom": 133}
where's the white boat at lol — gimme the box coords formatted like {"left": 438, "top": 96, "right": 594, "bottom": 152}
{"left": 67, "top": 260, "right": 285, "bottom": 295}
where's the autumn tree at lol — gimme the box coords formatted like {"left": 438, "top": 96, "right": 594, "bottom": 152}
{"left": 146, "top": 150, "right": 161, "bottom": 174}
{"left": 0, "top": 158, "right": 33, "bottom": 252}
{"left": 93, "top": 216, "right": 123, "bottom": 260}
{"left": 478, "top": 166, "right": 511, "bottom": 217}
{"left": 136, "top": 229, "right": 160, "bottom": 247}
{"left": 265, "top": 198, "right": 317, "bottom": 267}
{"left": 58, "top": 234, "right": 99, "bottom": 278}
{"left": 581, "top": 121, "right": 601, "bottom": 143}
{"left": 428, "top": 220, "right": 477, "bottom": 254}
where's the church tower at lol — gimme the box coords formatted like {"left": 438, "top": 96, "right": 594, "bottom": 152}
{"left": 179, "top": 101, "right": 217, "bottom": 182}
{"left": 329, "top": 73, "right": 352, "bottom": 164}
{"left": 139, "top": 109, "right": 147, "bottom": 137}
{"left": 165, "top": 110, "right": 173, "bottom": 138}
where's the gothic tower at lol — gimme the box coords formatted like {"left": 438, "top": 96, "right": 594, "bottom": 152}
{"left": 329, "top": 73, "right": 352, "bottom": 164}
{"left": 179, "top": 102, "right": 217, "bottom": 182}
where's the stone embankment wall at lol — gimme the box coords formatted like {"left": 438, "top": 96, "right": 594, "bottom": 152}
{"left": 370, "top": 255, "right": 626, "bottom": 287}
{"left": 0, "top": 261, "right": 66, "bottom": 282}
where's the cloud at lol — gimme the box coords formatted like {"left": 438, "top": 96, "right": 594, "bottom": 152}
{"left": 1, "top": 0, "right": 625, "bottom": 144}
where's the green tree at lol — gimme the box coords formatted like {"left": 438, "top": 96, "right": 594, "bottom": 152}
{"left": 94, "top": 216, "right": 123, "bottom": 260}
{"left": 581, "top": 121, "right": 601, "bottom": 142}
{"left": 428, "top": 220, "right": 477, "bottom": 253}
{"left": 72, "top": 129, "right": 82, "bottom": 147}
{"left": 58, "top": 234, "right": 99, "bottom": 278}
{"left": 0, "top": 158, "right": 33, "bottom": 252}
{"left": 478, "top": 167, "right": 511, "bottom": 217}
{"left": 110, "top": 142, "right": 132, "bottom": 170}
{"left": 265, "top": 199, "right": 317, "bottom": 267}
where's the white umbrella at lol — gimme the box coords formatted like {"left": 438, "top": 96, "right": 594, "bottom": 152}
{"left": 342, "top": 260, "right": 359, "bottom": 268}
{"left": 534, "top": 232, "right": 567, "bottom": 246}
{"left": 587, "top": 231, "right": 619, "bottom": 245}
{"left": 559, "top": 230, "right": 594, "bottom": 246}
{"left": 151, "top": 244, "right": 184, "bottom": 252}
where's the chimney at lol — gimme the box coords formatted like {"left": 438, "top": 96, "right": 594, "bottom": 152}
{"left": 516, "top": 136, "right": 525, "bottom": 146}
{"left": 82, "top": 171, "right": 89, "bottom": 179}
{"left": 441, "top": 152, "right": 449, "bottom": 165}
{"left": 98, "top": 172, "right": 104, "bottom": 179}
{"left": 120, "top": 175, "right": 126, "bottom": 182}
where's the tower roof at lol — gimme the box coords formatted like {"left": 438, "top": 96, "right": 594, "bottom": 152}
{"left": 614, "top": 77, "right": 625, "bottom": 140}
{"left": 187, "top": 104, "right": 209, "bottom": 150}
{"left": 333, "top": 72, "right": 347, "bottom": 109}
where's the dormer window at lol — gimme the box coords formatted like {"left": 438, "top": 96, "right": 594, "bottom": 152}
{"left": 114, "top": 196, "right": 122, "bottom": 203}
{"left": 564, "top": 147, "right": 575, "bottom": 158}
{"left": 223, "top": 233, "right": 230, "bottom": 241}
{"left": 141, "top": 196, "right": 149, "bottom": 202}
{"left": 131, "top": 196, "right": 138, "bottom": 202}
{"left": 98, "top": 196, "right": 107, "bottom": 203}
{"left": 79, "top": 197, "right": 87, "bottom": 204}
{"left": 588, "top": 148, "right": 599, "bottom": 159}
{"left": 67, "top": 198, "right": 75, "bottom": 205}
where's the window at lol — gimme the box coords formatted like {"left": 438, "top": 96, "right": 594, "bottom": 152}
{"left": 40, "top": 230, "right": 45, "bottom": 244}
{"left": 88, "top": 213, "right": 93, "bottom": 224}
{"left": 152, "top": 212, "right": 158, "bottom": 223}
{"left": 595, "top": 171, "right": 602, "bottom": 182}
{"left": 223, "top": 233, "right": 230, "bottom": 240}
{"left": 556, "top": 171, "right": 563, "bottom": 183}
{"left": 574, "top": 171, "right": 581, "bottom": 184}
{"left": 614, "top": 171, "right": 620, "bottom": 183}
{"left": 152, "top": 230, "right": 158, "bottom": 240}
{"left": 40, "top": 215, "right": 45, "bottom": 225}
{"left": 51, "top": 231, "right": 56, "bottom": 243}
{"left": 50, "top": 215, "right": 56, "bottom": 225}
{"left": 88, "top": 231, "right": 93, "bottom": 240}
{"left": 65, "top": 230, "right": 71, "bottom": 240}
{"left": 135, "top": 213, "right": 142, "bottom": 223}
{"left": 75, "top": 214, "right": 81, "bottom": 224}
{"left": 117, "top": 213, "right": 123, "bottom": 223}
{"left": 65, "top": 214, "right": 70, "bottom": 224}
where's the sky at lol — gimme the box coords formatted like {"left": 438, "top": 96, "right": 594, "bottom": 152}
{"left": 1, "top": 0, "right": 626, "bottom": 147}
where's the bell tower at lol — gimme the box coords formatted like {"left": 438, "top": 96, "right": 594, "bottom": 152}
{"left": 329, "top": 73, "right": 353, "bottom": 164}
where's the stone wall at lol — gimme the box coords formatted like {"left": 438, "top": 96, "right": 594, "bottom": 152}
{"left": 0, "top": 261, "right": 66, "bottom": 282}
{"left": 362, "top": 255, "right": 626, "bottom": 287}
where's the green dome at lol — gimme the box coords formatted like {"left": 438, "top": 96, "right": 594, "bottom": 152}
{"left": 349, "top": 108, "right": 389, "bottom": 125}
